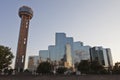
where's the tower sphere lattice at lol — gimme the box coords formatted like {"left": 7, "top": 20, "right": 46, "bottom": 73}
{"left": 19, "top": 6, "right": 33, "bottom": 19}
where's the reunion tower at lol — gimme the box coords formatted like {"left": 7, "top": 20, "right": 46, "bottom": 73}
{"left": 15, "top": 6, "right": 33, "bottom": 72}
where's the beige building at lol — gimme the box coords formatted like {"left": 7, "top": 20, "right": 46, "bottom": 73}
{"left": 28, "top": 56, "right": 39, "bottom": 71}
{"left": 65, "top": 43, "right": 72, "bottom": 68}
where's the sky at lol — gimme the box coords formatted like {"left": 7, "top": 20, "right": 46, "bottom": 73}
{"left": 0, "top": 0, "right": 120, "bottom": 68}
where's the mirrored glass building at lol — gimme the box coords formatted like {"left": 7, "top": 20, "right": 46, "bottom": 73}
{"left": 29, "top": 33, "right": 113, "bottom": 70}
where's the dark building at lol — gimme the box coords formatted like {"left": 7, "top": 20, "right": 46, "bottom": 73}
{"left": 90, "top": 47, "right": 113, "bottom": 68}
{"left": 90, "top": 47, "right": 105, "bottom": 65}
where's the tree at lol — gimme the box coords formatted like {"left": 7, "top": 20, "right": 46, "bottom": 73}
{"left": 56, "top": 67, "right": 67, "bottom": 74}
{"left": 90, "top": 60, "right": 105, "bottom": 74}
{"left": 77, "top": 60, "right": 90, "bottom": 74}
{"left": 0, "top": 45, "right": 14, "bottom": 70}
{"left": 112, "top": 62, "right": 120, "bottom": 74}
{"left": 36, "top": 61, "right": 53, "bottom": 74}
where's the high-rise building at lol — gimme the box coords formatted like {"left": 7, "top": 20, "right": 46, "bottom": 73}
{"left": 37, "top": 33, "right": 113, "bottom": 69}
{"left": 15, "top": 6, "right": 33, "bottom": 72}
{"left": 73, "top": 41, "right": 91, "bottom": 63}
{"left": 55, "top": 33, "right": 67, "bottom": 61}
{"left": 73, "top": 41, "right": 83, "bottom": 47}
{"left": 66, "top": 37, "right": 74, "bottom": 66}
{"left": 55, "top": 33, "right": 75, "bottom": 67}
{"left": 103, "top": 49, "right": 109, "bottom": 67}
{"left": 48, "top": 45, "right": 57, "bottom": 61}
{"left": 90, "top": 47, "right": 113, "bottom": 68}
{"left": 39, "top": 50, "right": 49, "bottom": 62}
{"left": 106, "top": 48, "right": 113, "bottom": 67}
{"left": 65, "top": 43, "right": 72, "bottom": 68}
{"left": 90, "top": 47, "right": 105, "bottom": 65}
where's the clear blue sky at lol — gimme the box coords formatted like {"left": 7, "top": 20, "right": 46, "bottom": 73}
{"left": 0, "top": 0, "right": 120, "bottom": 68}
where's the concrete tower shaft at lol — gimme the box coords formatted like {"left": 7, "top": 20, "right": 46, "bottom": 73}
{"left": 15, "top": 6, "right": 33, "bottom": 72}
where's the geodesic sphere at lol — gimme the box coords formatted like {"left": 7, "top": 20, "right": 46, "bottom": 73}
{"left": 19, "top": 6, "right": 33, "bottom": 19}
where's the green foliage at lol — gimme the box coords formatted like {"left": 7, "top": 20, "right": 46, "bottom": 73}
{"left": 112, "top": 62, "right": 120, "bottom": 74}
{"left": 77, "top": 60, "right": 90, "bottom": 74}
{"left": 56, "top": 67, "right": 67, "bottom": 74}
{"left": 99, "top": 68, "right": 108, "bottom": 74}
{"left": 8, "top": 69, "right": 13, "bottom": 75}
{"left": 2, "top": 68, "right": 14, "bottom": 75}
{"left": 90, "top": 60, "right": 104, "bottom": 74}
{"left": 0, "top": 45, "right": 14, "bottom": 70}
{"left": 36, "top": 61, "right": 53, "bottom": 74}
{"left": 90, "top": 61, "right": 105, "bottom": 74}
{"left": 77, "top": 60, "right": 105, "bottom": 74}
{"left": 24, "top": 69, "right": 30, "bottom": 73}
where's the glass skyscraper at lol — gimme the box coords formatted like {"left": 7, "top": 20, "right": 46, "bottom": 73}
{"left": 55, "top": 33, "right": 74, "bottom": 65}
{"left": 73, "top": 41, "right": 91, "bottom": 63}
{"left": 106, "top": 48, "right": 113, "bottom": 67}
{"left": 55, "top": 33, "right": 66, "bottom": 61}
{"left": 39, "top": 50, "right": 49, "bottom": 61}
{"left": 90, "top": 47, "right": 113, "bottom": 68}
{"left": 36, "top": 33, "right": 113, "bottom": 69}
{"left": 48, "top": 45, "right": 57, "bottom": 61}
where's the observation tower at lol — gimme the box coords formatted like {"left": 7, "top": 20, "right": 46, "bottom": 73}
{"left": 15, "top": 6, "right": 33, "bottom": 72}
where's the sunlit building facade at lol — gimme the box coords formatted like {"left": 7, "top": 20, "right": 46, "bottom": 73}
{"left": 55, "top": 33, "right": 74, "bottom": 66}
{"left": 66, "top": 37, "right": 74, "bottom": 66}
{"left": 103, "top": 49, "right": 109, "bottom": 67}
{"left": 106, "top": 48, "right": 113, "bottom": 67}
{"left": 65, "top": 43, "right": 72, "bottom": 68}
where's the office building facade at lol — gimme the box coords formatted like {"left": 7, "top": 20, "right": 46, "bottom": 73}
{"left": 48, "top": 45, "right": 57, "bottom": 61}
{"left": 73, "top": 41, "right": 91, "bottom": 63}
{"left": 64, "top": 43, "right": 72, "bottom": 68}
{"left": 39, "top": 50, "right": 49, "bottom": 62}
{"left": 106, "top": 48, "right": 113, "bottom": 67}
{"left": 55, "top": 33, "right": 74, "bottom": 66}
{"left": 90, "top": 47, "right": 113, "bottom": 68}
{"left": 31, "top": 33, "right": 113, "bottom": 70}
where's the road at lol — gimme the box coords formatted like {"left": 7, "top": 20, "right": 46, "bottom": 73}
{"left": 0, "top": 75, "right": 120, "bottom": 80}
